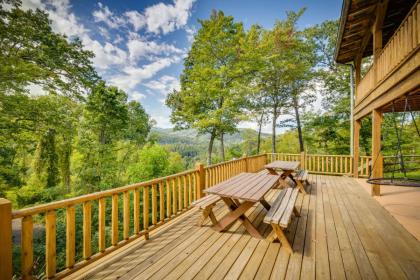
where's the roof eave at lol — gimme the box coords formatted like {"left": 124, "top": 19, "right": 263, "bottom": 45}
{"left": 334, "top": 0, "right": 352, "bottom": 63}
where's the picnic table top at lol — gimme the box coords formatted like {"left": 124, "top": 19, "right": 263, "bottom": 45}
{"left": 264, "top": 160, "right": 300, "bottom": 171}
{"left": 204, "top": 172, "right": 280, "bottom": 202}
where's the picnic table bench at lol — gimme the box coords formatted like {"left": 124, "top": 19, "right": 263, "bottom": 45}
{"left": 192, "top": 194, "right": 221, "bottom": 226}
{"left": 264, "top": 187, "right": 300, "bottom": 253}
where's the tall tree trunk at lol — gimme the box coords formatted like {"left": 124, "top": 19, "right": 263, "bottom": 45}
{"left": 220, "top": 132, "right": 225, "bottom": 162}
{"left": 272, "top": 106, "right": 277, "bottom": 153}
{"left": 257, "top": 112, "right": 264, "bottom": 154}
{"left": 293, "top": 96, "right": 304, "bottom": 152}
{"left": 207, "top": 129, "right": 216, "bottom": 165}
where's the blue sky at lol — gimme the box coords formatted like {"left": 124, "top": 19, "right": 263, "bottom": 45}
{"left": 23, "top": 0, "right": 342, "bottom": 130}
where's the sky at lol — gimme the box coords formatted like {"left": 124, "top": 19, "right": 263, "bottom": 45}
{"left": 22, "top": 0, "right": 342, "bottom": 132}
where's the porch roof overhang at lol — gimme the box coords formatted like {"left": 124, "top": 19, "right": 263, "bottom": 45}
{"left": 335, "top": 0, "right": 417, "bottom": 64}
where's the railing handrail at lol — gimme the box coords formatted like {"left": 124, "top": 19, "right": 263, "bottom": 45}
{"left": 12, "top": 168, "right": 199, "bottom": 219}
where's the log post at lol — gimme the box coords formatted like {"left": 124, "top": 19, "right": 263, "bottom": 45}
{"left": 372, "top": 109, "right": 383, "bottom": 196}
{"left": 353, "top": 119, "right": 361, "bottom": 178}
{"left": 196, "top": 163, "right": 205, "bottom": 199}
{"left": 0, "top": 198, "right": 12, "bottom": 280}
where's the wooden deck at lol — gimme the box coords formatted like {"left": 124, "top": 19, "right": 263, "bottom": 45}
{"left": 68, "top": 175, "right": 420, "bottom": 280}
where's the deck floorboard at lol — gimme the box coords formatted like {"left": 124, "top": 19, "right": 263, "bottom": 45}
{"left": 69, "top": 175, "right": 420, "bottom": 280}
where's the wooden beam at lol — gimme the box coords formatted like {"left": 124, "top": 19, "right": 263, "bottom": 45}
{"left": 371, "top": 109, "right": 383, "bottom": 196}
{"left": 354, "top": 55, "right": 362, "bottom": 86}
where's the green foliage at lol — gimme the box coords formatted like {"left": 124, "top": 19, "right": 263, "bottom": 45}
{"left": 0, "top": 2, "right": 99, "bottom": 97}
{"left": 127, "top": 144, "right": 184, "bottom": 182}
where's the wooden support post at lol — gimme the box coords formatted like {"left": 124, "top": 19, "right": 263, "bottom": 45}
{"left": 372, "top": 109, "right": 383, "bottom": 196}
{"left": 300, "top": 152, "right": 305, "bottom": 169}
{"left": 353, "top": 119, "right": 361, "bottom": 178}
{"left": 0, "top": 199, "right": 12, "bottom": 280}
{"left": 196, "top": 163, "right": 205, "bottom": 199}
{"left": 243, "top": 154, "right": 248, "bottom": 172}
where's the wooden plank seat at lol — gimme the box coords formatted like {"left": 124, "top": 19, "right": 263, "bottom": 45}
{"left": 192, "top": 194, "right": 221, "bottom": 226}
{"left": 294, "top": 169, "right": 309, "bottom": 194}
{"left": 264, "top": 188, "right": 300, "bottom": 253}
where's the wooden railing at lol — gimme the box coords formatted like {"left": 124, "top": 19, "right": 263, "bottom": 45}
{"left": 0, "top": 154, "right": 267, "bottom": 280}
{"left": 356, "top": 1, "right": 420, "bottom": 104}
{"left": 1, "top": 152, "right": 377, "bottom": 279}
{"left": 266, "top": 153, "right": 372, "bottom": 177}
{"left": 205, "top": 154, "right": 267, "bottom": 187}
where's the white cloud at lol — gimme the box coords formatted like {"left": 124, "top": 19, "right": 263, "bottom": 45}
{"left": 124, "top": 10, "right": 146, "bottom": 31}
{"left": 144, "top": 75, "right": 180, "bottom": 97}
{"left": 185, "top": 26, "right": 196, "bottom": 42}
{"left": 92, "top": 2, "right": 125, "bottom": 29}
{"left": 130, "top": 91, "right": 146, "bottom": 101}
{"left": 109, "top": 57, "right": 180, "bottom": 91}
{"left": 144, "top": 0, "right": 196, "bottom": 34}
{"left": 127, "top": 35, "right": 184, "bottom": 62}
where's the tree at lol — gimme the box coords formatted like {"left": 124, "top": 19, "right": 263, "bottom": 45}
{"left": 0, "top": 1, "right": 99, "bottom": 98}
{"left": 257, "top": 10, "right": 306, "bottom": 153}
{"left": 125, "top": 101, "right": 152, "bottom": 146}
{"left": 84, "top": 81, "right": 129, "bottom": 145}
{"left": 127, "top": 144, "right": 184, "bottom": 182}
{"left": 302, "top": 20, "right": 353, "bottom": 154}
{"left": 167, "top": 11, "right": 250, "bottom": 164}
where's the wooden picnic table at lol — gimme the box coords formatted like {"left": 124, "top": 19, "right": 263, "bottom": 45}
{"left": 264, "top": 160, "right": 300, "bottom": 187}
{"left": 204, "top": 172, "right": 280, "bottom": 239}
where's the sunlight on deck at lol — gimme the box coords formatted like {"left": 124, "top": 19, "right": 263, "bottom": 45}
{"left": 68, "top": 175, "right": 420, "bottom": 280}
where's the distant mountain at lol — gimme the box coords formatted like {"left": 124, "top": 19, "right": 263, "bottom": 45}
{"left": 150, "top": 127, "right": 270, "bottom": 146}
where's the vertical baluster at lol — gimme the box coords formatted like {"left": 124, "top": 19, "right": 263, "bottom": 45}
{"left": 98, "top": 198, "right": 106, "bottom": 251}
{"left": 166, "top": 180, "right": 171, "bottom": 218}
{"left": 340, "top": 156, "right": 343, "bottom": 174}
{"left": 123, "top": 191, "right": 130, "bottom": 239}
{"left": 111, "top": 194, "right": 118, "bottom": 245}
{"left": 159, "top": 181, "right": 164, "bottom": 222}
{"left": 152, "top": 184, "right": 157, "bottom": 225}
{"left": 66, "top": 206, "right": 75, "bottom": 268}
{"left": 143, "top": 187, "right": 149, "bottom": 239}
{"left": 172, "top": 179, "right": 177, "bottom": 214}
{"left": 45, "top": 210, "right": 56, "bottom": 279}
{"left": 178, "top": 177, "right": 182, "bottom": 211}
{"left": 83, "top": 201, "right": 92, "bottom": 259}
{"left": 183, "top": 175, "right": 188, "bottom": 209}
{"left": 133, "top": 190, "right": 140, "bottom": 234}
{"left": 22, "top": 216, "right": 33, "bottom": 279}
{"left": 188, "top": 174, "right": 193, "bottom": 205}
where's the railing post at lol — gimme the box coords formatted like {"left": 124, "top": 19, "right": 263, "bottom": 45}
{"left": 300, "top": 152, "right": 305, "bottom": 169}
{"left": 0, "top": 198, "right": 12, "bottom": 280}
{"left": 243, "top": 154, "right": 248, "bottom": 172}
{"left": 196, "top": 163, "right": 205, "bottom": 199}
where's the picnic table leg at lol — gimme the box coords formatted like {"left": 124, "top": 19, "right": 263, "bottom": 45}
{"left": 197, "top": 204, "right": 218, "bottom": 226}
{"left": 271, "top": 224, "right": 293, "bottom": 254}
{"left": 260, "top": 198, "right": 271, "bottom": 211}
{"left": 213, "top": 198, "right": 263, "bottom": 239}
{"left": 296, "top": 180, "right": 307, "bottom": 195}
